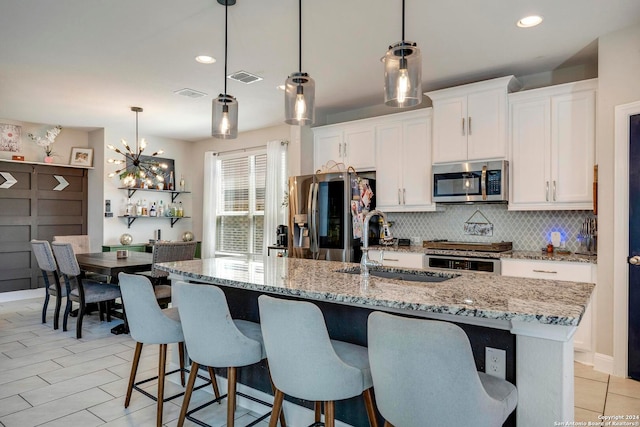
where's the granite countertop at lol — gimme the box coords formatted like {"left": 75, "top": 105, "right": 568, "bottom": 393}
{"left": 156, "top": 256, "right": 594, "bottom": 327}
{"left": 369, "top": 244, "right": 598, "bottom": 264}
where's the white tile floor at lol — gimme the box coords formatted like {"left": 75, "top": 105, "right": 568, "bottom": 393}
{"left": 1, "top": 293, "right": 640, "bottom": 426}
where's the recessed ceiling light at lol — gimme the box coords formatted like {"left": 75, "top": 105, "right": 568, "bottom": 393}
{"left": 195, "top": 55, "right": 216, "bottom": 64}
{"left": 517, "top": 15, "right": 543, "bottom": 28}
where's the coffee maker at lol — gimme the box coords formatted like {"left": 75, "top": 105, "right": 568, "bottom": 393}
{"left": 276, "top": 225, "right": 288, "bottom": 247}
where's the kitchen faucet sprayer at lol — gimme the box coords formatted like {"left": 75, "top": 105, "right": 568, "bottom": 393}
{"left": 360, "top": 209, "right": 392, "bottom": 278}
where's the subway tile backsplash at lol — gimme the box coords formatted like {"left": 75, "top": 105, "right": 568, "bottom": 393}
{"left": 386, "top": 204, "right": 594, "bottom": 253}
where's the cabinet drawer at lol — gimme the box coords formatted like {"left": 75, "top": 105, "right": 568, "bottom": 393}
{"left": 367, "top": 250, "right": 424, "bottom": 269}
{"left": 501, "top": 258, "right": 593, "bottom": 282}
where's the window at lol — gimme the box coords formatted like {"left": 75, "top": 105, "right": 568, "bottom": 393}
{"left": 215, "top": 152, "right": 266, "bottom": 255}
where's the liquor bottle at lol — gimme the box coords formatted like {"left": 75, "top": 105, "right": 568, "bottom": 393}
{"left": 177, "top": 201, "right": 184, "bottom": 218}
{"left": 179, "top": 175, "right": 185, "bottom": 192}
{"left": 157, "top": 200, "right": 164, "bottom": 217}
{"left": 136, "top": 199, "right": 142, "bottom": 216}
{"left": 149, "top": 202, "right": 157, "bottom": 217}
{"left": 125, "top": 198, "right": 133, "bottom": 217}
{"left": 142, "top": 199, "right": 148, "bottom": 216}
{"left": 168, "top": 171, "right": 174, "bottom": 191}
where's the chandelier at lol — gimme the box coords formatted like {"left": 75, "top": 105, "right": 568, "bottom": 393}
{"left": 107, "top": 107, "right": 167, "bottom": 187}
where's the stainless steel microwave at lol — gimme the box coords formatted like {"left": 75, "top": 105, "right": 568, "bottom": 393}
{"left": 432, "top": 160, "right": 508, "bottom": 203}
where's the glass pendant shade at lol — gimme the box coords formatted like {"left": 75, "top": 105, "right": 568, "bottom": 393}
{"left": 284, "top": 72, "right": 315, "bottom": 125}
{"left": 384, "top": 41, "right": 422, "bottom": 107}
{"left": 212, "top": 94, "right": 238, "bottom": 139}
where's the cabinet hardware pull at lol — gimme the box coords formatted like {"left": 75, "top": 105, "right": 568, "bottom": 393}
{"left": 383, "top": 258, "right": 399, "bottom": 262}
{"left": 343, "top": 142, "right": 347, "bottom": 158}
{"left": 546, "top": 181, "right": 549, "bottom": 201}
{"left": 629, "top": 256, "right": 640, "bottom": 265}
{"left": 338, "top": 143, "right": 342, "bottom": 158}
{"left": 468, "top": 116, "right": 472, "bottom": 135}
{"left": 403, "top": 188, "right": 406, "bottom": 204}
{"left": 461, "top": 118, "right": 466, "bottom": 136}
{"left": 553, "top": 180, "right": 557, "bottom": 201}
{"left": 532, "top": 269, "right": 557, "bottom": 274}
{"left": 398, "top": 189, "right": 401, "bottom": 205}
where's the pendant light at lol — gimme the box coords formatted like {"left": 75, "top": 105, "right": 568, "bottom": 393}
{"left": 212, "top": 0, "right": 238, "bottom": 139}
{"left": 284, "top": 0, "right": 315, "bottom": 125}
{"left": 384, "top": 0, "right": 422, "bottom": 107}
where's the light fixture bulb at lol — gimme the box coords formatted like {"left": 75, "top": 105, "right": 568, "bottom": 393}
{"left": 220, "top": 106, "right": 231, "bottom": 135}
{"left": 397, "top": 67, "right": 410, "bottom": 104}
{"left": 295, "top": 91, "right": 307, "bottom": 121}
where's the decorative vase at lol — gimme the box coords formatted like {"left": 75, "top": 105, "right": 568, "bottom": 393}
{"left": 44, "top": 156, "right": 53, "bottom": 163}
{"left": 120, "top": 233, "right": 133, "bottom": 245}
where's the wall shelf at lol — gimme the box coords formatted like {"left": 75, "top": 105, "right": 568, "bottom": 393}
{"left": 118, "top": 215, "right": 191, "bottom": 229}
{"left": 118, "top": 187, "right": 190, "bottom": 203}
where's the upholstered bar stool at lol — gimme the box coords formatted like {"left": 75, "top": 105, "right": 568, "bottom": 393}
{"left": 258, "top": 295, "right": 379, "bottom": 427}
{"left": 118, "top": 273, "right": 218, "bottom": 427}
{"left": 51, "top": 242, "right": 121, "bottom": 338}
{"left": 367, "top": 311, "right": 518, "bottom": 427}
{"left": 175, "top": 282, "right": 284, "bottom": 427}
{"left": 31, "top": 240, "right": 66, "bottom": 330}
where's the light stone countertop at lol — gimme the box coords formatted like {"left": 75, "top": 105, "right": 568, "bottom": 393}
{"left": 156, "top": 256, "right": 594, "bottom": 327}
{"left": 369, "top": 244, "right": 598, "bottom": 264}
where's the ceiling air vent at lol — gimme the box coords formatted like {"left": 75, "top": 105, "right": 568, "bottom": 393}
{"left": 174, "top": 88, "right": 207, "bottom": 98}
{"left": 227, "top": 70, "right": 263, "bottom": 84}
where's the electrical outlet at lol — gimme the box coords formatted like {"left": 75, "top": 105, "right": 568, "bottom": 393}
{"left": 485, "top": 347, "right": 506, "bottom": 380}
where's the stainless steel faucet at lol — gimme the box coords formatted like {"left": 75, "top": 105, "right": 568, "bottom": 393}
{"left": 360, "top": 209, "right": 392, "bottom": 278}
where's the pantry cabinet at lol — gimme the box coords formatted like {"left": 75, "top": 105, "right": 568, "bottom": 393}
{"left": 501, "top": 258, "right": 596, "bottom": 358}
{"left": 426, "top": 76, "right": 521, "bottom": 164}
{"left": 509, "top": 79, "right": 596, "bottom": 210}
{"left": 375, "top": 109, "right": 435, "bottom": 212}
{"left": 313, "top": 122, "right": 376, "bottom": 172}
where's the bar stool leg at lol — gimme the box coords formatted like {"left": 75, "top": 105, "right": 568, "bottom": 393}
{"left": 325, "top": 401, "right": 335, "bottom": 427}
{"left": 207, "top": 366, "right": 221, "bottom": 400}
{"left": 125, "top": 342, "right": 143, "bottom": 407}
{"left": 178, "top": 361, "right": 200, "bottom": 427}
{"left": 157, "top": 343, "right": 167, "bottom": 427}
{"left": 227, "top": 367, "right": 237, "bottom": 427}
{"left": 268, "top": 388, "right": 285, "bottom": 427}
{"left": 315, "top": 401, "right": 322, "bottom": 424}
{"left": 383, "top": 422, "right": 394, "bottom": 427}
{"left": 266, "top": 361, "right": 287, "bottom": 427}
{"left": 178, "top": 342, "right": 185, "bottom": 386}
{"left": 363, "top": 388, "right": 379, "bottom": 427}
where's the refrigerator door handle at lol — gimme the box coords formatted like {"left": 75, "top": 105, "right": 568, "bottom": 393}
{"left": 310, "top": 182, "right": 319, "bottom": 257}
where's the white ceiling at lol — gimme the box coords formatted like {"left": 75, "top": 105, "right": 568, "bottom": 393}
{"left": 0, "top": 0, "right": 638, "bottom": 142}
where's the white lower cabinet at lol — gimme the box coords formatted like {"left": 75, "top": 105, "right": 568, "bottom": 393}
{"left": 366, "top": 250, "right": 424, "bottom": 269}
{"left": 501, "top": 258, "right": 596, "bottom": 358}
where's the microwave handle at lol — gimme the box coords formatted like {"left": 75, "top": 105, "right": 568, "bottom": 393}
{"left": 481, "top": 166, "right": 487, "bottom": 200}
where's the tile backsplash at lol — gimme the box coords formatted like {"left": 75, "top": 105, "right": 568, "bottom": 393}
{"left": 386, "top": 204, "right": 594, "bottom": 253}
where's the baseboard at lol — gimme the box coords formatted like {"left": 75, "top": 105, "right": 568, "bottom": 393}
{"left": 168, "top": 365, "right": 353, "bottom": 427}
{"left": 0, "top": 288, "right": 44, "bottom": 303}
{"left": 574, "top": 350, "right": 594, "bottom": 365}
{"left": 593, "top": 352, "right": 615, "bottom": 376}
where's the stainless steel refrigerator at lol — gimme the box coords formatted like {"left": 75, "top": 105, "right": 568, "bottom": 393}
{"left": 288, "top": 171, "right": 376, "bottom": 262}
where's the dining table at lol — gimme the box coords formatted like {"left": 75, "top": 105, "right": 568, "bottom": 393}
{"left": 75, "top": 251, "right": 153, "bottom": 334}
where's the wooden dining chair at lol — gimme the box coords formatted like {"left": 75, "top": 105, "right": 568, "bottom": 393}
{"left": 51, "top": 242, "right": 121, "bottom": 339}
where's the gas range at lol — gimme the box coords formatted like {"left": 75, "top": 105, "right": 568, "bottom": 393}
{"left": 422, "top": 240, "right": 513, "bottom": 274}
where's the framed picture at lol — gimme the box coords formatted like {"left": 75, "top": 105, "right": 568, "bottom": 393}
{"left": 0, "top": 124, "right": 21, "bottom": 152}
{"left": 70, "top": 147, "right": 93, "bottom": 167}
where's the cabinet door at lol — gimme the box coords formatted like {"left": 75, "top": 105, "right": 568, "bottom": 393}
{"left": 509, "top": 98, "right": 551, "bottom": 208}
{"left": 551, "top": 90, "right": 595, "bottom": 205}
{"left": 314, "top": 128, "right": 343, "bottom": 172}
{"left": 343, "top": 125, "right": 376, "bottom": 170}
{"left": 402, "top": 117, "right": 433, "bottom": 209}
{"left": 467, "top": 88, "right": 508, "bottom": 161}
{"left": 432, "top": 96, "right": 467, "bottom": 163}
{"left": 375, "top": 122, "right": 402, "bottom": 210}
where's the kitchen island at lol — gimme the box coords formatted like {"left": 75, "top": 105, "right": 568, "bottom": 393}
{"left": 157, "top": 256, "right": 594, "bottom": 427}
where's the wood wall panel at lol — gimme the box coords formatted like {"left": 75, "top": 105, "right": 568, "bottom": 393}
{"left": 0, "top": 161, "right": 88, "bottom": 292}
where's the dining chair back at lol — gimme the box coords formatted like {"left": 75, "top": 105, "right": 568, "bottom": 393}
{"left": 51, "top": 242, "right": 121, "bottom": 339}
{"left": 53, "top": 235, "right": 92, "bottom": 254}
{"left": 30, "top": 239, "right": 66, "bottom": 330}
{"left": 367, "top": 311, "right": 518, "bottom": 427}
{"left": 145, "top": 241, "right": 197, "bottom": 305}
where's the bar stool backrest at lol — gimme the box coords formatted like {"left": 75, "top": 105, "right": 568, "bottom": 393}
{"left": 174, "top": 282, "right": 262, "bottom": 367}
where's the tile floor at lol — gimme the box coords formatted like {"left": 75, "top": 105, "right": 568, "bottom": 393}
{"left": 1, "top": 293, "right": 640, "bottom": 426}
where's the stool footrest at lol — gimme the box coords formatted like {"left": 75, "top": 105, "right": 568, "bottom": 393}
{"left": 133, "top": 368, "right": 211, "bottom": 403}
{"left": 185, "top": 391, "right": 273, "bottom": 427}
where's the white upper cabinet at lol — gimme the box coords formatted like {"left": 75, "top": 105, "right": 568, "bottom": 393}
{"left": 313, "top": 122, "right": 376, "bottom": 172}
{"left": 426, "top": 76, "right": 521, "bottom": 164}
{"left": 508, "top": 79, "right": 596, "bottom": 211}
{"left": 375, "top": 109, "right": 435, "bottom": 212}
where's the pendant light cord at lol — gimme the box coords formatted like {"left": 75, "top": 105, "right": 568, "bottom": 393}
{"left": 298, "top": 0, "right": 302, "bottom": 73}
{"left": 135, "top": 110, "right": 139, "bottom": 153}
{"left": 401, "top": 0, "right": 405, "bottom": 41}
{"left": 224, "top": 1, "right": 228, "bottom": 97}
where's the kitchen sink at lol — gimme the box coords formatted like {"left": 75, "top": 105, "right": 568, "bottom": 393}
{"left": 338, "top": 267, "right": 458, "bottom": 283}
